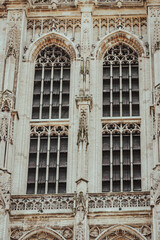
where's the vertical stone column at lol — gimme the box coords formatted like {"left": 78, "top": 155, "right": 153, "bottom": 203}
{"left": 0, "top": 8, "right": 27, "bottom": 173}
{"left": 3, "top": 8, "right": 29, "bottom": 195}
{"left": 148, "top": 6, "right": 160, "bottom": 167}
{"left": 0, "top": 6, "right": 27, "bottom": 238}
{"left": 148, "top": 4, "right": 160, "bottom": 240}
{"left": 0, "top": 169, "right": 11, "bottom": 240}
{"left": 74, "top": 4, "right": 93, "bottom": 239}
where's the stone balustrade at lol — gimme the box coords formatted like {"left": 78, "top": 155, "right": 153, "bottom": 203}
{"left": 10, "top": 192, "right": 150, "bottom": 215}
{"left": 10, "top": 194, "right": 74, "bottom": 214}
{"left": 29, "top": 0, "right": 143, "bottom": 7}
{"left": 88, "top": 192, "right": 151, "bottom": 212}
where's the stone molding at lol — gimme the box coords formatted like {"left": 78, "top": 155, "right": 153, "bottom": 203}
{"left": 95, "top": 30, "right": 145, "bottom": 59}
{"left": 19, "top": 227, "right": 66, "bottom": 240}
{"left": 95, "top": 225, "right": 148, "bottom": 240}
{"left": 24, "top": 32, "right": 77, "bottom": 62}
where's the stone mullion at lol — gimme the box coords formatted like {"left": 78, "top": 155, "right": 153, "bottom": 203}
{"left": 129, "top": 63, "right": 132, "bottom": 117}
{"left": 56, "top": 132, "right": 60, "bottom": 194}
{"left": 120, "top": 62, "right": 122, "bottom": 117}
{"left": 35, "top": 134, "right": 40, "bottom": 194}
{"left": 45, "top": 127, "right": 50, "bottom": 194}
{"left": 110, "top": 131, "right": 113, "bottom": 192}
{"left": 39, "top": 66, "right": 44, "bottom": 119}
{"left": 59, "top": 65, "right": 63, "bottom": 119}
{"left": 49, "top": 66, "right": 54, "bottom": 119}
{"left": 120, "top": 125, "right": 123, "bottom": 192}
{"left": 110, "top": 63, "right": 113, "bottom": 117}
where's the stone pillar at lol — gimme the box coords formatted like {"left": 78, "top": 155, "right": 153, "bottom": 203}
{"left": 148, "top": 4, "right": 160, "bottom": 239}
{"left": 148, "top": 5, "right": 160, "bottom": 166}
{"left": 0, "top": 169, "right": 11, "bottom": 240}
{"left": 73, "top": 4, "right": 93, "bottom": 239}
{"left": 3, "top": 8, "right": 29, "bottom": 195}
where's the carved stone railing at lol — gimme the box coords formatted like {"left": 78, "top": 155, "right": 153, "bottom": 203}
{"left": 10, "top": 192, "right": 151, "bottom": 215}
{"left": 95, "top": 0, "right": 143, "bottom": 5}
{"left": 28, "top": 0, "right": 143, "bottom": 8}
{"left": 88, "top": 192, "right": 151, "bottom": 212}
{"left": 10, "top": 194, "right": 74, "bottom": 215}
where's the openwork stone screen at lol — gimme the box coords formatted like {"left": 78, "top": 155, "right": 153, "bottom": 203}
{"left": 27, "top": 45, "right": 70, "bottom": 194}
{"left": 102, "top": 123, "right": 141, "bottom": 192}
{"left": 32, "top": 45, "right": 70, "bottom": 120}
{"left": 103, "top": 44, "right": 139, "bottom": 117}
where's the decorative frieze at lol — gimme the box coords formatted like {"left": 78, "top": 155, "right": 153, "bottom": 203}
{"left": 102, "top": 123, "right": 141, "bottom": 134}
{"left": 30, "top": 125, "right": 69, "bottom": 137}
{"left": 93, "top": 16, "right": 147, "bottom": 43}
{"left": 27, "top": 18, "right": 81, "bottom": 45}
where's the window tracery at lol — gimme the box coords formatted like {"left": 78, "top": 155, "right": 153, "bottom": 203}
{"left": 32, "top": 45, "right": 70, "bottom": 120}
{"left": 27, "top": 45, "right": 70, "bottom": 194}
{"left": 103, "top": 43, "right": 139, "bottom": 117}
{"left": 102, "top": 43, "right": 141, "bottom": 193}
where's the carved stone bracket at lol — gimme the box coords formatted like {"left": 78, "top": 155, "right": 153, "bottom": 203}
{"left": 151, "top": 164, "right": 160, "bottom": 206}
{"left": 6, "top": 24, "right": 21, "bottom": 59}
{"left": 0, "top": 169, "right": 11, "bottom": 211}
{"left": 155, "top": 85, "right": 160, "bottom": 106}
{"left": 0, "top": 90, "right": 17, "bottom": 144}
{"left": 0, "top": 90, "right": 15, "bottom": 112}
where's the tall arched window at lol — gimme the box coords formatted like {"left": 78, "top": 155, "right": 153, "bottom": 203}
{"left": 27, "top": 45, "right": 70, "bottom": 194}
{"left": 103, "top": 43, "right": 139, "bottom": 117}
{"left": 102, "top": 44, "right": 141, "bottom": 192}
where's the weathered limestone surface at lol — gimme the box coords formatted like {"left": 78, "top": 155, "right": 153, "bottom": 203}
{"left": 0, "top": 0, "right": 160, "bottom": 239}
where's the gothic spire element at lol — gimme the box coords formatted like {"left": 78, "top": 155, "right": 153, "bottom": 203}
{"left": 80, "top": 58, "right": 90, "bottom": 96}
{"left": 76, "top": 96, "right": 92, "bottom": 148}
{"left": 77, "top": 107, "right": 88, "bottom": 146}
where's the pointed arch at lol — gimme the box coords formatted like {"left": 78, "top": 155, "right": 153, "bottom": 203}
{"left": 95, "top": 225, "right": 147, "bottom": 240}
{"left": 25, "top": 32, "right": 77, "bottom": 62}
{"left": 95, "top": 30, "right": 145, "bottom": 60}
{"left": 19, "top": 227, "right": 66, "bottom": 240}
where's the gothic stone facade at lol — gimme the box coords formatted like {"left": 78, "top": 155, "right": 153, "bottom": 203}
{"left": 0, "top": 0, "right": 160, "bottom": 239}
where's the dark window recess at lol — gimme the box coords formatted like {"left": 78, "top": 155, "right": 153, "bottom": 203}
{"left": 27, "top": 134, "right": 68, "bottom": 194}
{"left": 31, "top": 46, "right": 70, "bottom": 120}
{"left": 103, "top": 44, "right": 139, "bottom": 117}
{"left": 102, "top": 125, "right": 141, "bottom": 193}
